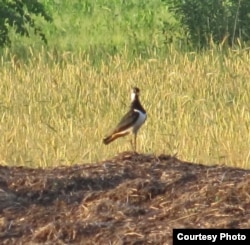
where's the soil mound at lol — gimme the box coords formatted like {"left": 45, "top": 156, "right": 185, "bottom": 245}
{"left": 0, "top": 152, "right": 249, "bottom": 244}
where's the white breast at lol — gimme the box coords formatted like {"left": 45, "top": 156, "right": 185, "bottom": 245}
{"left": 132, "top": 109, "right": 147, "bottom": 134}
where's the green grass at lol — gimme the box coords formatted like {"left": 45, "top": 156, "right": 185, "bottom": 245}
{"left": 0, "top": 47, "right": 249, "bottom": 168}
{"left": 8, "top": 0, "right": 180, "bottom": 59}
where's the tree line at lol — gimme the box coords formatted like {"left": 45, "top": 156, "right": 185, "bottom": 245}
{"left": 1, "top": 0, "right": 249, "bottom": 50}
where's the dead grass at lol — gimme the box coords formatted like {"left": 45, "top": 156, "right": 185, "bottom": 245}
{"left": 0, "top": 152, "right": 249, "bottom": 244}
{"left": 1, "top": 49, "right": 250, "bottom": 168}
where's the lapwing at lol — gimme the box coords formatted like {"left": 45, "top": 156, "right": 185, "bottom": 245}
{"left": 103, "top": 87, "right": 147, "bottom": 152}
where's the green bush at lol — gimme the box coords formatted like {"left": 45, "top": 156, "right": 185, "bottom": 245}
{"left": 0, "top": 0, "right": 52, "bottom": 47}
{"left": 166, "top": 0, "right": 250, "bottom": 48}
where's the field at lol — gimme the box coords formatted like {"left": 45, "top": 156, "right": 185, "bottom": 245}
{"left": 1, "top": 48, "right": 250, "bottom": 168}
{"left": 0, "top": 152, "right": 249, "bottom": 244}
{"left": 0, "top": 0, "right": 249, "bottom": 168}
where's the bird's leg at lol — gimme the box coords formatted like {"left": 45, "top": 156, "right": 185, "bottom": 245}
{"left": 134, "top": 133, "right": 137, "bottom": 153}
{"left": 130, "top": 137, "right": 134, "bottom": 151}
{"left": 130, "top": 134, "right": 137, "bottom": 153}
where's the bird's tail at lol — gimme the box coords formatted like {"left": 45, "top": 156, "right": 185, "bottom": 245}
{"left": 103, "top": 131, "right": 130, "bottom": 145}
{"left": 103, "top": 135, "right": 114, "bottom": 145}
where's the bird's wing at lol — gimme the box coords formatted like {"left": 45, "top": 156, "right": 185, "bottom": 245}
{"left": 112, "top": 109, "right": 140, "bottom": 134}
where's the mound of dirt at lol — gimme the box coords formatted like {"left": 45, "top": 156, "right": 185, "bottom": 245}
{"left": 0, "top": 152, "right": 249, "bottom": 244}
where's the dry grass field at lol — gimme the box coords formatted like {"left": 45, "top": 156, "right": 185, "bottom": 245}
{"left": 0, "top": 48, "right": 250, "bottom": 168}
{"left": 0, "top": 152, "right": 249, "bottom": 244}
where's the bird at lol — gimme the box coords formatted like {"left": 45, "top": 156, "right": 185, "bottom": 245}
{"left": 103, "top": 87, "right": 147, "bottom": 152}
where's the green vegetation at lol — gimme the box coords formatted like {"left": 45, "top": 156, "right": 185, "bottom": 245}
{"left": 0, "top": 0, "right": 51, "bottom": 47}
{"left": 167, "top": 0, "right": 250, "bottom": 47}
{"left": 6, "top": 0, "right": 176, "bottom": 59}
{"left": 4, "top": 0, "right": 250, "bottom": 55}
{"left": 0, "top": 1, "right": 249, "bottom": 168}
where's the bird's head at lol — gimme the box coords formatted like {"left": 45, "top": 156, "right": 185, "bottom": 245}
{"left": 131, "top": 87, "right": 140, "bottom": 101}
